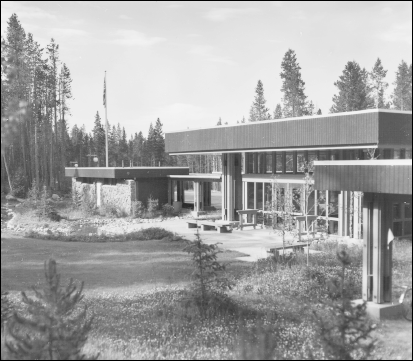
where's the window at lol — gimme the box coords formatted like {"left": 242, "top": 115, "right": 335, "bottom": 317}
{"left": 256, "top": 183, "right": 263, "bottom": 209}
{"left": 264, "top": 183, "right": 272, "bottom": 210}
{"left": 308, "top": 151, "right": 317, "bottom": 166}
{"left": 317, "top": 190, "right": 327, "bottom": 216}
{"left": 247, "top": 153, "right": 254, "bottom": 174}
{"left": 383, "top": 149, "right": 392, "bottom": 159}
{"left": 318, "top": 151, "right": 329, "bottom": 161}
{"left": 247, "top": 183, "right": 254, "bottom": 209}
{"left": 286, "top": 152, "right": 294, "bottom": 172}
{"left": 393, "top": 202, "right": 412, "bottom": 237}
{"left": 266, "top": 153, "right": 272, "bottom": 173}
{"left": 329, "top": 191, "right": 339, "bottom": 218}
{"left": 276, "top": 153, "right": 283, "bottom": 173}
{"left": 394, "top": 149, "right": 401, "bottom": 159}
{"left": 292, "top": 188, "right": 302, "bottom": 213}
{"left": 297, "top": 152, "right": 306, "bottom": 173}
{"left": 306, "top": 190, "right": 316, "bottom": 215}
{"left": 406, "top": 149, "right": 412, "bottom": 159}
{"left": 276, "top": 188, "right": 285, "bottom": 211}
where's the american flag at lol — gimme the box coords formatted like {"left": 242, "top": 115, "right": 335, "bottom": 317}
{"left": 103, "top": 75, "right": 106, "bottom": 107}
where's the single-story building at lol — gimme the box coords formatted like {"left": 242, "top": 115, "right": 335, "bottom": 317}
{"left": 65, "top": 167, "right": 189, "bottom": 215}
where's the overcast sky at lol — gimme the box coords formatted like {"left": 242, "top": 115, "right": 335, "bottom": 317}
{"left": 1, "top": 1, "right": 412, "bottom": 136}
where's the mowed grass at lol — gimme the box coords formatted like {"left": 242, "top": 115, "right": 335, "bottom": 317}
{"left": 1, "top": 233, "right": 251, "bottom": 293}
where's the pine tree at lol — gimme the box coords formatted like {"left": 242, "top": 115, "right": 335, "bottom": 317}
{"left": 370, "top": 58, "right": 389, "bottom": 109}
{"left": 317, "top": 108, "right": 322, "bottom": 115}
{"left": 146, "top": 122, "right": 155, "bottom": 166}
{"left": 392, "top": 60, "right": 412, "bottom": 111}
{"left": 6, "top": 259, "right": 95, "bottom": 360}
{"left": 59, "top": 63, "right": 72, "bottom": 177}
{"left": 92, "top": 112, "right": 105, "bottom": 166}
{"left": 273, "top": 103, "right": 282, "bottom": 119}
{"left": 280, "top": 49, "right": 310, "bottom": 117}
{"left": 153, "top": 118, "right": 165, "bottom": 166}
{"left": 330, "top": 61, "right": 374, "bottom": 113}
{"left": 216, "top": 117, "right": 222, "bottom": 126}
{"left": 249, "top": 80, "right": 271, "bottom": 122}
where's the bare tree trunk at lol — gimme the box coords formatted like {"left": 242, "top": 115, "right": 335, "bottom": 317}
{"left": 3, "top": 153, "right": 13, "bottom": 195}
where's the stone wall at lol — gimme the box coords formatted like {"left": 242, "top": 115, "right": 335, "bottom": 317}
{"left": 101, "top": 179, "right": 136, "bottom": 215}
{"left": 72, "top": 177, "right": 136, "bottom": 215}
{"left": 72, "top": 177, "right": 96, "bottom": 207}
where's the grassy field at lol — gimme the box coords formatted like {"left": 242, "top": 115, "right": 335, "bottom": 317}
{"left": 1, "top": 230, "right": 411, "bottom": 360}
{"left": 1, "top": 232, "right": 251, "bottom": 293}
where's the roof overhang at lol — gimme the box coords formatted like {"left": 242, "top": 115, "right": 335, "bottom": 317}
{"left": 167, "top": 173, "right": 222, "bottom": 182}
{"left": 165, "top": 109, "right": 412, "bottom": 155}
{"left": 314, "top": 160, "right": 412, "bottom": 195}
{"left": 65, "top": 167, "right": 189, "bottom": 179}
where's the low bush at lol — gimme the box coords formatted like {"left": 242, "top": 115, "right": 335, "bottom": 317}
{"left": 132, "top": 200, "right": 145, "bottom": 218}
{"left": 162, "top": 203, "right": 175, "bottom": 217}
{"left": 147, "top": 196, "right": 158, "bottom": 218}
{"left": 99, "top": 202, "right": 126, "bottom": 218}
{"left": 25, "top": 227, "right": 178, "bottom": 243}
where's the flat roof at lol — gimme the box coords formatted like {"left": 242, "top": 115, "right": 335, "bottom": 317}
{"left": 167, "top": 173, "right": 222, "bottom": 182}
{"left": 65, "top": 167, "right": 189, "bottom": 179}
{"left": 314, "top": 159, "right": 412, "bottom": 195}
{"left": 165, "top": 109, "right": 412, "bottom": 155}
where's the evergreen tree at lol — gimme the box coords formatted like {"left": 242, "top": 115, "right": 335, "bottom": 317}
{"left": 280, "top": 49, "right": 310, "bottom": 117}
{"left": 216, "top": 117, "right": 222, "bottom": 126}
{"left": 392, "top": 60, "right": 412, "bottom": 111}
{"left": 92, "top": 112, "right": 105, "bottom": 166}
{"left": 249, "top": 80, "right": 271, "bottom": 121}
{"left": 273, "top": 103, "right": 282, "bottom": 119}
{"left": 146, "top": 122, "right": 155, "bottom": 166}
{"left": 241, "top": 116, "right": 246, "bottom": 123}
{"left": 317, "top": 108, "right": 322, "bottom": 115}
{"left": 369, "top": 58, "right": 389, "bottom": 109}
{"left": 6, "top": 259, "right": 95, "bottom": 360}
{"left": 153, "top": 118, "right": 165, "bottom": 166}
{"left": 119, "top": 127, "right": 129, "bottom": 164}
{"left": 330, "top": 61, "right": 374, "bottom": 113}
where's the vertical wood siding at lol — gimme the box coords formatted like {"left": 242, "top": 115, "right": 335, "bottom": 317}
{"left": 166, "top": 112, "right": 411, "bottom": 153}
{"left": 314, "top": 164, "right": 412, "bottom": 195}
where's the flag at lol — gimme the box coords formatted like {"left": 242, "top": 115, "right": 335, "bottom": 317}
{"left": 103, "top": 76, "right": 106, "bottom": 107}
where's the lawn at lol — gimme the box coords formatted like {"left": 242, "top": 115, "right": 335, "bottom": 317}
{"left": 1, "top": 232, "right": 251, "bottom": 293}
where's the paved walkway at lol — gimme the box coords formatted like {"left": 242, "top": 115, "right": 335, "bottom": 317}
{"left": 148, "top": 219, "right": 309, "bottom": 262}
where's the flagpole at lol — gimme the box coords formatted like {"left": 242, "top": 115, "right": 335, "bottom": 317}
{"left": 104, "top": 71, "right": 109, "bottom": 167}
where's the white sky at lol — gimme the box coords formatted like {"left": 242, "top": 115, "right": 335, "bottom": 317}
{"left": 1, "top": 1, "right": 412, "bottom": 136}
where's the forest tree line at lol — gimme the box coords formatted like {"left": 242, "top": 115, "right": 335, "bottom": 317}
{"left": 1, "top": 14, "right": 412, "bottom": 196}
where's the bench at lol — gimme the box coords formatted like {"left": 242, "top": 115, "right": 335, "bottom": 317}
{"left": 186, "top": 220, "right": 199, "bottom": 229}
{"left": 236, "top": 209, "right": 258, "bottom": 230}
{"left": 215, "top": 220, "right": 240, "bottom": 231}
{"left": 200, "top": 221, "right": 232, "bottom": 233}
{"left": 267, "top": 242, "right": 311, "bottom": 257}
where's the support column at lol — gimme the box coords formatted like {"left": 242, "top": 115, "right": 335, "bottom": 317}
{"left": 362, "top": 193, "right": 395, "bottom": 307}
{"left": 167, "top": 178, "right": 173, "bottom": 205}
{"left": 221, "top": 153, "right": 242, "bottom": 221}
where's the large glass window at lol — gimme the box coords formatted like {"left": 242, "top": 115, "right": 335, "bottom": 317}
{"left": 258, "top": 153, "right": 265, "bottom": 173}
{"left": 256, "top": 183, "right": 263, "bottom": 209}
{"left": 406, "top": 149, "right": 412, "bottom": 159}
{"left": 247, "top": 182, "right": 254, "bottom": 209}
{"left": 247, "top": 153, "right": 254, "bottom": 174}
{"left": 394, "top": 149, "right": 401, "bottom": 159}
{"left": 318, "top": 151, "right": 329, "bottom": 161}
{"left": 276, "top": 153, "right": 283, "bottom": 173}
{"left": 405, "top": 202, "right": 412, "bottom": 218}
{"left": 266, "top": 153, "right": 272, "bottom": 173}
{"left": 292, "top": 188, "right": 302, "bottom": 213}
{"left": 329, "top": 191, "right": 340, "bottom": 218}
{"left": 286, "top": 152, "right": 294, "bottom": 172}
{"left": 308, "top": 151, "right": 317, "bottom": 167}
{"left": 297, "top": 152, "right": 306, "bottom": 173}
{"left": 306, "top": 190, "right": 316, "bottom": 215}
{"left": 264, "top": 183, "right": 272, "bottom": 210}
{"left": 317, "top": 190, "right": 327, "bottom": 216}
{"left": 275, "top": 188, "right": 285, "bottom": 211}
{"left": 383, "top": 149, "right": 392, "bottom": 159}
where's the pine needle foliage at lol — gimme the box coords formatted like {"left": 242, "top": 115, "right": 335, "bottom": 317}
{"left": 6, "top": 259, "right": 96, "bottom": 360}
{"left": 313, "top": 250, "right": 376, "bottom": 360}
{"left": 184, "top": 229, "right": 233, "bottom": 319}
{"left": 1, "top": 291, "right": 12, "bottom": 329}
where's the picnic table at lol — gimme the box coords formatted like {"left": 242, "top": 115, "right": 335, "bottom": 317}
{"left": 267, "top": 242, "right": 312, "bottom": 257}
{"left": 236, "top": 209, "right": 259, "bottom": 230}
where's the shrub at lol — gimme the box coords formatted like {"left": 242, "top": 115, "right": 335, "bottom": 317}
{"left": 313, "top": 250, "right": 376, "bottom": 360}
{"left": 6, "top": 259, "right": 96, "bottom": 360}
{"left": 26, "top": 179, "right": 41, "bottom": 207}
{"left": 35, "top": 185, "right": 61, "bottom": 222}
{"left": 10, "top": 167, "right": 26, "bottom": 198}
{"left": 147, "top": 196, "right": 159, "bottom": 218}
{"left": 184, "top": 229, "right": 233, "bottom": 319}
{"left": 162, "top": 203, "right": 175, "bottom": 217}
{"left": 132, "top": 200, "right": 145, "bottom": 218}
{"left": 1, "top": 291, "right": 12, "bottom": 330}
